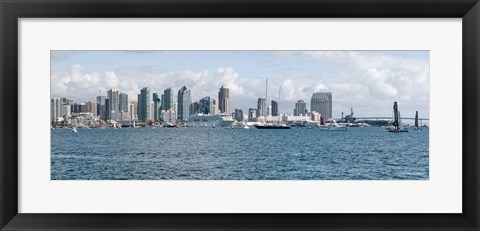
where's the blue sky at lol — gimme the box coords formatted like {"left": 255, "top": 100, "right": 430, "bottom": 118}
{"left": 51, "top": 50, "right": 429, "bottom": 118}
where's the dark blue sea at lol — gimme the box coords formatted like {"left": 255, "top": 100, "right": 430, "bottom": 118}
{"left": 51, "top": 127, "right": 429, "bottom": 180}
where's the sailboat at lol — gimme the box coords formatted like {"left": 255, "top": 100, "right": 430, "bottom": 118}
{"left": 412, "top": 111, "right": 422, "bottom": 130}
{"left": 388, "top": 102, "right": 408, "bottom": 132}
{"left": 318, "top": 115, "right": 347, "bottom": 131}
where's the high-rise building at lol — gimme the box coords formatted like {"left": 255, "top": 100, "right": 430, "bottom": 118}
{"left": 248, "top": 108, "right": 257, "bottom": 121}
{"left": 60, "top": 104, "right": 71, "bottom": 119}
{"left": 105, "top": 98, "right": 111, "bottom": 120}
{"left": 211, "top": 99, "right": 218, "bottom": 115}
{"left": 199, "top": 96, "right": 217, "bottom": 115}
{"left": 311, "top": 92, "right": 332, "bottom": 120}
{"left": 218, "top": 86, "right": 230, "bottom": 115}
{"left": 177, "top": 86, "right": 192, "bottom": 121}
{"left": 150, "top": 102, "right": 154, "bottom": 120}
{"left": 153, "top": 93, "right": 160, "bottom": 120}
{"left": 257, "top": 98, "right": 267, "bottom": 118}
{"left": 190, "top": 101, "right": 199, "bottom": 115}
{"left": 161, "top": 87, "right": 174, "bottom": 111}
{"left": 51, "top": 97, "right": 62, "bottom": 121}
{"left": 107, "top": 88, "right": 120, "bottom": 120}
{"left": 294, "top": 99, "right": 307, "bottom": 116}
{"left": 72, "top": 103, "right": 82, "bottom": 113}
{"left": 119, "top": 92, "right": 128, "bottom": 113}
{"left": 234, "top": 109, "right": 243, "bottom": 122}
{"left": 271, "top": 100, "right": 278, "bottom": 116}
{"left": 85, "top": 101, "right": 96, "bottom": 115}
{"left": 138, "top": 87, "right": 151, "bottom": 121}
{"left": 129, "top": 102, "right": 137, "bottom": 120}
{"left": 96, "top": 96, "right": 106, "bottom": 119}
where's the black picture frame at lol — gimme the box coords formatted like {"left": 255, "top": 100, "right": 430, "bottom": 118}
{"left": 1, "top": 0, "right": 479, "bottom": 230}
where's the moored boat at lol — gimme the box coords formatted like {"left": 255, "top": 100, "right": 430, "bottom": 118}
{"left": 254, "top": 123, "right": 291, "bottom": 129}
{"left": 318, "top": 124, "right": 348, "bottom": 131}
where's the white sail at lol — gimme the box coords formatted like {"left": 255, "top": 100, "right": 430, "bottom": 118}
{"left": 398, "top": 111, "right": 404, "bottom": 130}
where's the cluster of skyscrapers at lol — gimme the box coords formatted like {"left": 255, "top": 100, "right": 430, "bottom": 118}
{"left": 51, "top": 84, "right": 333, "bottom": 124}
{"left": 51, "top": 85, "right": 233, "bottom": 123}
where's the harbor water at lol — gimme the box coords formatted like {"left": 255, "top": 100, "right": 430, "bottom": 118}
{"left": 51, "top": 127, "right": 429, "bottom": 180}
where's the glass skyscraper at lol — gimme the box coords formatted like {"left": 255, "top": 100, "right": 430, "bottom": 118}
{"left": 218, "top": 86, "right": 230, "bottom": 115}
{"left": 177, "top": 86, "right": 191, "bottom": 121}
{"left": 161, "top": 87, "right": 174, "bottom": 111}
{"left": 271, "top": 100, "right": 278, "bottom": 116}
{"left": 119, "top": 92, "right": 128, "bottom": 113}
{"left": 257, "top": 98, "right": 267, "bottom": 118}
{"left": 311, "top": 92, "right": 332, "bottom": 120}
{"left": 153, "top": 93, "right": 160, "bottom": 120}
{"left": 294, "top": 99, "right": 307, "bottom": 116}
{"left": 137, "top": 87, "right": 151, "bottom": 121}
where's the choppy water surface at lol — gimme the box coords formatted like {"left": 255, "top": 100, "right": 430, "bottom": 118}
{"left": 51, "top": 127, "right": 429, "bottom": 180}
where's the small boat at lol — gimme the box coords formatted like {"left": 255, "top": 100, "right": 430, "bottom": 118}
{"left": 318, "top": 115, "right": 347, "bottom": 131}
{"left": 231, "top": 122, "right": 250, "bottom": 129}
{"left": 412, "top": 111, "right": 422, "bottom": 130}
{"left": 71, "top": 127, "right": 77, "bottom": 133}
{"left": 163, "top": 123, "right": 176, "bottom": 128}
{"left": 318, "top": 124, "right": 348, "bottom": 131}
{"left": 254, "top": 123, "right": 291, "bottom": 129}
{"left": 388, "top": 102, "right": 408, "bottom": 132}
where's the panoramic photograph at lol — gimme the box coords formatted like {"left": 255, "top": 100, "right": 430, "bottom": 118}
{"left": 50, "top": 50, "right": 429, "bottom": 180}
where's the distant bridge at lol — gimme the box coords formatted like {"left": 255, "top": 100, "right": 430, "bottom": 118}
{"left": 352, "top": 117, "right": 429, "bottom": 121}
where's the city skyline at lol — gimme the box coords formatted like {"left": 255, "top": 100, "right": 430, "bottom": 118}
{"left": 51, "top": 50, "right": 430, "bottom": 117}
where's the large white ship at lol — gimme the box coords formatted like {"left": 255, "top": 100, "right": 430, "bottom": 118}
{"left": 187, "top": 114, "right": 235, "bottom": 127}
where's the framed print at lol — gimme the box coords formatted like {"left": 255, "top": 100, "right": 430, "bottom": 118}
{"left": 1, "top": 0, "right": 479, "bottom": 230}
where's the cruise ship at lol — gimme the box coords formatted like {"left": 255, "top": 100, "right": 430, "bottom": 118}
{"left": 186, "top": 114, "right": 235, "bottom": 127}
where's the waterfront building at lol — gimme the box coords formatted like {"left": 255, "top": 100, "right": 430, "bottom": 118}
{"left": 51, "top": 97, "right": 62, "bottom": 122}
{"left": 96, "top": 96, "right": 106, "bottom": 120}
{"left": 177, "top": 86, "right": 191, "bottom": 121}
{"left": 199, "top": 96, "right": 217, "bottom": 115}
{"left": 257, "top": 98, "right": 267, "bottom": 118}
{"left": 85, "top": 101, "right": 96, "bottom": 115}
{"left": 153, "top": 93, "right": 160, "bottom": 120}
{"left": 60, "top": 104, "right": 71, "bottom": 120}
{"left": 72, "top": 103, "right": 82, "bottom": 113}
{"left": 294, "top": 99, "right": 307, "bottom": 116}
{"left": 161, "top": 110, "right": 176, "bottom": 124}
{"left": 105, "top": 99, "right": 111, "bottom": 120}
{"left": 311, "top": 92, "right": 332, "bottom": 120}
{"left": 138, "top": 87, "right": 151, "bottom": 121}
{"left": 107, "top": 88, "right": 119, "bottom": 120}
{"left": 310, "top": 111, "right": 321, "bottom": 121}
{"left": 190, "top": 101, "right": 199, "bottom": 115}
{"left": 248, "top": 108, "right": 257, "bottom": 122}
{"left": 161, "top": 87, "right": 174, "bottom": 111}
{"left": 150, "top": 102, "right": 154, "bottom": 120}
{"left": 211, "top": 99, "right": 218, "bottom": 115}
{"left": 129, "top": 102, "right": 137, "bottom": 121}
{"left": 119, "top": 92, "right": 128, "bottom": 113}
{"left": 218, "top": 86, "right": 230, "bottom": 115}
{"left": 234, "top": 108, "right": 243, "bottom": 122}
{"left": 271, "top": 100, "right": 278, "bottom": 116}
{"left": 199, "top": 97, "right": 210, "bottom": 114}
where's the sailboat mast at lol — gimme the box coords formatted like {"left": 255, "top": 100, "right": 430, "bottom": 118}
{"left": 393, "top": 102, "right": 399, "bottom": 130}
{"left": 415, "top": 111, "right": 419, "bottom": 128}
